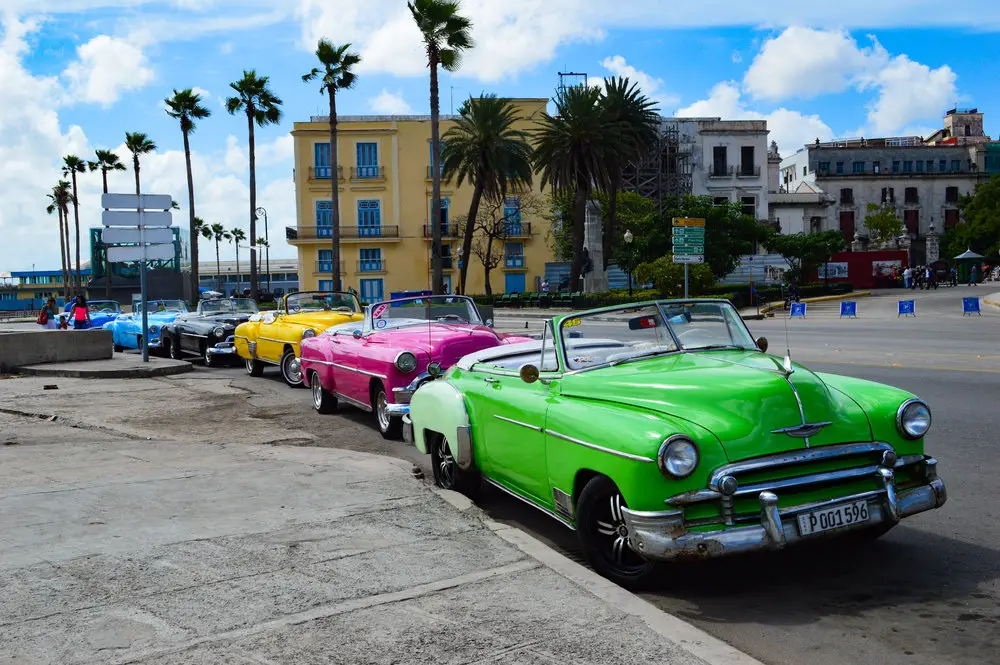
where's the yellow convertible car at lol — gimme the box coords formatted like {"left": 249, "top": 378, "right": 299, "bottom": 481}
{"left": 234, "top": 291, "right": 363, "bottom": 387}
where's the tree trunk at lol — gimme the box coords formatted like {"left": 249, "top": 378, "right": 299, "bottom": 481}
{"left": 216, "top": 240, "right": 222, "bottom": 293}
{"left": 483, "top": 233, "right": 493, "bottom": 297}
{"left": 247, "top": 109, "right": 258, "bottom": 301}
{"left": 183, "top": 128, "right": 199, "bottom": 304}
{"left": 235, "top": 244, "right": 240, "bottom": 296}
{"left": 62, "top": 204, "right": 72, "bottom": 299}
{"left": 329, "top": 90, "right": 342, "bottom": 292}
{"left": 101, "top": 173, "right": 111, "bottom": 300}
{"left": 459, "top": 184, "right": 483, "bottom": 294}
{"left": 133, "top": 157, "right": 140, "bottom": 195}
{"left": 603, "top": 176, "right": 621, "bottom": 270}
{"left": 569, "top": 181, "right": 588, "bottom": 292}
{"left": 71, "top": 171, "right": 82, "bottom": 291}
{"left": 57, "top": 206, "right": 69, "bottom": 300}
{"left": 429, "top": 53, "right": 443, "bottom": 294}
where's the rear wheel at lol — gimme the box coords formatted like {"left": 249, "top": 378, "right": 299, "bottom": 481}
{"left": 430, "top": 433, "right": 479, "bottom": 498}
{"left": 372, "top": 381, "right": 402, "bottom": 439}
{"left": 309, "top": 371, "right": 337, "bottom": 414}
{"left": 280, "top": 349, "right": 304, "bottom": 388}
{"left": 576, "top": 475, "right": 660, "bottom": 590}
{"left": 245, "top": 357, "right": 264, "bottom": 377}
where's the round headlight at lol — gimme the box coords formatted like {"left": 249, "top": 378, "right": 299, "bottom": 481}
{"left": 395, "top": 351, "right": 417, "bottom": 374}
{"left": 301, "top": 328, "right": 316, "bottom": 340}
{"left": 897, "top": 399, "right": 931, "bottom": 439}
{"left": 213, "top": 326, "right": 226, "bottom": 337}
{"left": 427, "top": 361, "right": 442, "bottom": 377}
{"left": 657, "top": 436, "right": 699, "bottom": 479}
{"left": 148, "top": 325, "right": 159, "bottom": 334}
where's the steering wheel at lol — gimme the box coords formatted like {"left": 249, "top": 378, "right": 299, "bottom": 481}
{"left": 289, "top": 305, "right": 301, "bottom": 313}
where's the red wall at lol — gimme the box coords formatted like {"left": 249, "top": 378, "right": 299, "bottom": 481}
{"left": 820, "top": 250, "right": 909, "bottom": 289}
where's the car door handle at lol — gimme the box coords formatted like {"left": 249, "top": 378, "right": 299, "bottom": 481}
{"left": 483, "top": 377, "right": 499, "bottom": 384}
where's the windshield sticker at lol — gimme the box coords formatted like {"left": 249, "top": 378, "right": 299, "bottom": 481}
{"left": 372, "top": 304, "right": 388, "bottom": 318}
{"left": 565, "top": 317, "right": 582, "bottom": 328}
{"left": 376, "top": 319, "right": 387, "bottom": 329}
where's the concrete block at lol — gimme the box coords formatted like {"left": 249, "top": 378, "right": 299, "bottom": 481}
{"left": 0, "top": 330, "right": 112, "bottom": 373}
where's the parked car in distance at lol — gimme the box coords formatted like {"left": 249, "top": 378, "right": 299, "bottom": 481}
{"left": 300, "top": 295, "right": 531, "bottom": 439}
{"left": 234, "top": 291, "right": 364, "bottom": 387}
{"left": 103, "top": 300, "right": 189, "bottom": 353}
{"left": 406, "top": 299, "right": 946, "bottom": 588}
{"left": 162, "top": 298, "right": 259, "bottom": 366}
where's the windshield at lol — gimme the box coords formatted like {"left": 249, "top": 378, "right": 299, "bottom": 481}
{"left": 136, "top": 300, "right": 188, "bottom": 314}
{"left": 369, "top": 295, "right": 482, "bottom": 331}
{"left": 286, "top": 291, "right": 360, "bottom": 314}
{"left": 559, "top": 300, "right": 757, "bottom": 370}
{"left": 88, "top": 301, "right": 120, "bottom": 313}
{"left": 200, "top": 298, "right": 259, "bottom": 315}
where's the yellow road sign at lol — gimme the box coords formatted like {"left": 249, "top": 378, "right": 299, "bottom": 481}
{"left": 672, "top": 217, "right": 706, "bottom": 228}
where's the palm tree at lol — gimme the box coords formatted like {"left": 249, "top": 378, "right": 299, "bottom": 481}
{"left": 533, "top": 85, "right": 615, "bottom": 292}
{"left": 408, "top": 0, "right": 474, "bottom": 295}
{"left": 442, "top": 94, "right": 533, "bottom": 294}
{"left": 62, "top": 155, "right": 87, "bottom": 289}
{"left": 226, "top": 71, "right": 282, "bottom": 301}
{"left": 165, "top": 89, "right": 212, "bottom": 303}
{"left": 124, "top": 132, "right": 157, "bottom": 196}
{"left": 200, "top": 221, "right": 229, "bottom": 292}
{"left": 303, "top": 40, "right": 361, "bottom": 293}
{"left": 229, "top": 227, "right": 247, "bottom": 294}
{"left": 90, "top": 149, "right": 128, "bottom": 299}
{"left": 46, "top": 181, "right": 73, "bottom": 299}
{"left": 600, "top": 77, "right": 660, "bottom": 269}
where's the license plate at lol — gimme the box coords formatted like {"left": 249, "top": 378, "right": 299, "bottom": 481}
{"left": 796, "top": 500, "right": 870, "bottom": 536}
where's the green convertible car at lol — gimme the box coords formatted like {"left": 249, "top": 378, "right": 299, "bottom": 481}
{"left": 405, "top": 299, "right": 946, "bottom": 588}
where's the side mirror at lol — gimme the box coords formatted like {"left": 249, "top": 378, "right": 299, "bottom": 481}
{"left": 519, "top": 364, "right": 539, "bottom": 384}
{"left": 756, "top": 336, "right": 768, "bottom": 353}
{"left": 486, "top": 318, "right": 494, "bottom": 328}
{"left": 352, "top": 329, "right": 363, "bottom": 339}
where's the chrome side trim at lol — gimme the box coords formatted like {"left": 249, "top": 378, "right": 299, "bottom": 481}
{"left": 708, "top": 442, "right": 894, "bottom": 489}
{"left": 483, "top": 477, "right": 575, "bottom": 530}
{"left": 305, "top": 359, "right": 336, "bottom": 367}
{"left": 546, "top": 429, "right": 654, "bottom": 463}
{"left": 665, "top": 489, "right": 722, "bottom": 506}
{"left": 494, "top": 415, "right": 543, "bottom": 432}
{"left": 331, "top": 363, "right": 388, "bottom": 381}
{"left": 259, "top": 336, "right": 296, "bottom": 346}
{"left": 781, "top": 375, "right": 809, "bottom": 446}
{"left": 335, "top": 392, "right": 372, "bottom": 412}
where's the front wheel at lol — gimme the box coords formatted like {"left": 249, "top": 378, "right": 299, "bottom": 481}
{"left": 310, "top": 372, "right": 337, "bottom": 414}
{"left": 576, "top": 475, "right": 660, "bottom": 590}
{"left": 372, "top": 381, "right": 402, "bottom": 439}
{"left": 168, "top": 337, "right": 183, "bottom": 360}
{"left": 430, "top": 433, "right": 479, "bottom": 498}
{"left": 245, "top": 357, "right": 264, "bottom": 377}
{"left": 280, "top": 349, "right": 304, "bottom": 388}
{"left": 202, "top": 342, "right": 215, "bottom": 368}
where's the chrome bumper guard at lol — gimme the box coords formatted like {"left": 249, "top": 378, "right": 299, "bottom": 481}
{"left": 402, "top": 415, "right": 414, "bottom": 445}
{"left": 387, "top": 372, "right": 438, "bottom": 419}
{"left": 623, "top": 456, "right": 946, "bottom": 562}
{"left": 207, "top": 335, "right": 237, "bottom": 356}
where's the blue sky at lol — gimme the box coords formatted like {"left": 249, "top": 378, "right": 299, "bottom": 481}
{"left": 3, "top": 0, "right": 1000, "bottom": 272}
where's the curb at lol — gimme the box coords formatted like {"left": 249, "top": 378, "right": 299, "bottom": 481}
{"left": 432, "top": 488, "right": 764, "bottom": 665}
{"left": 760, "top": 290, "right": 872, "bottom": 315}
{"left": 983, "top": 293, "right": 1000, "bottom": 309}
{"left": 16, "top": 360, "right": 193, "bottom": 379}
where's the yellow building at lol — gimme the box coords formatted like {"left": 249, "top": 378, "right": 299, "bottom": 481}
{"left": 288, "top": 98, "right": 552, "bottom": 301}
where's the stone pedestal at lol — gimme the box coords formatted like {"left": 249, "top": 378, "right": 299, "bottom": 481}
{"left": 583, "top": 201, "right": 609, "bottom": 293}
{"left": 926, "top": 225, "right": 940, "bottom": 264}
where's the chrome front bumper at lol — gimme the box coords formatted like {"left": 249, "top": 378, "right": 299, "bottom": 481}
{"left": 206, "top": 335, "right": 237, "bottom": 356}
{"left": 402, "top": 415, "right": 414, "bottom": 445}
{"left": 623, "top": 460, "right": 947, "bottom": 562}
{"left": 387, "top": 372, "right": 436, "bottom": 419}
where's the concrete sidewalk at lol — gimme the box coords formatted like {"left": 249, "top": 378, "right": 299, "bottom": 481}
{"left": 16, "top": 353, "right": 192, "bottom": 378}
{"left": 0, "top": 386, "right": 759, "bottom": 665}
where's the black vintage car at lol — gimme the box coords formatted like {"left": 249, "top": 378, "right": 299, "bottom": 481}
{"left": 161, "top": 298, "right": 259, "bottom": 366}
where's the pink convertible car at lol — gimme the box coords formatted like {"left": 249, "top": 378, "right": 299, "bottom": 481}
{"left": 299, "top": 295, "right": 530, "bottom": 439}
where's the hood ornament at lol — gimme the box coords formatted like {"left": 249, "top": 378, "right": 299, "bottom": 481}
{"left": 772, "top": 422, "right": 833, "bottom": 438}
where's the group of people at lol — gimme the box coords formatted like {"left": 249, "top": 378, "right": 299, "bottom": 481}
{"left": 35, "top": 295, "right": 91, "bottom": 330}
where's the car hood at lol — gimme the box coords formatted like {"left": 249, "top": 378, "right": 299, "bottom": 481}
{"left": 367, "top": 324, "right": 505, "bottom": 364}
{"left": 277, "top": 311, "right": 364, "bottom": 329}
{"left": 557, "top": 350, "right": 872, "bottom": 460}
{"left": 199, "top": 313, "right": 253, "bottom": 327}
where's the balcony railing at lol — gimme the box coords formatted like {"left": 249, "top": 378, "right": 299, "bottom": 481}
{"left": 505, "top": 255, "right": 525, "bottom": 269}
{"left": 286, "top": 225, "right": 400, "bottom": 241}
{"left": 504, "top": 222, "right": 532, "bottom": 238}
{"left": 426, "top": 165, "right": 448, "bottom": 180}
{"left": 357, "top": 260, "right": 387, "bottom": 274}
{"left": 309, "top": 166, "right": 344, "bottom": 181}
{"left": 351, "top": 166, "right": 385, "bottom": 180}
{"left": 428, "top": 257, "right": 454, "bottom": 270}
{"left": 422, "top": 224, "right": 460, "bottom": 239}
{"left": 314, "top": 261, "right": 346, "bottom": 275}
{"left": 736, "top": 165, "right": 761, "bottom": 178}
{"left": 709, "top": 164, "right": 734, "bottom": 178}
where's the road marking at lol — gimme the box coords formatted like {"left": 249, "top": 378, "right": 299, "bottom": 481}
{"left": 806, "top": 359, "right": 1000, "bottom": 374}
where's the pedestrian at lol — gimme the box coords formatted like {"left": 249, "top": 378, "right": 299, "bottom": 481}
{"left": 36, "top": 297, "right": 58, "bottom": 330}
{"left": 70, "top": 295, "right": 91, "bottom": 330}
{"left": 903, "top": 266, "right": 912, "bottom": 290}
{"left": 950, "top": 266, "right": 958, "bottom": 287}
{"left": 541, "top": 279, "right": 550, "bottom": 293}
{"left": 924, "top": 266, "right": 932, "bottom": 290}
{"left": 969, "top": 264, "right": 979, "bottom": 286}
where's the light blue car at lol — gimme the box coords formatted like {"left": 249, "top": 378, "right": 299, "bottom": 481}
{"left": 104, "top": 300, "right": 189, "bottom": 353}
{"left": 57, "top": 299, "right": 123, "bottom": 329}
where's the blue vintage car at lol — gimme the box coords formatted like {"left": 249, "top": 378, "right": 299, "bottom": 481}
{"left": 58, "top": 300, "right": 123, "bottom": 329}
{"left": 104, "top": 300, "right": 189, "bottom": 353}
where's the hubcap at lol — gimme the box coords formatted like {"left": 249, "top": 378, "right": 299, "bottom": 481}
{"left": 284, "top": 356, "right": 301, "bottom": 383}
{"left": 595, "top": 493, "right": 644, "bottom": 570}
{"left": 375, "top": 392, "right": 390, "bottom": 431}
{"left": 245, "top": 358, "right": 254, "bottom": 374}
{"left": 436, "top": 437, "right": 456, "bottom": 488}
{"left": 312, "top": 379, "right": 323, "bottom": 409}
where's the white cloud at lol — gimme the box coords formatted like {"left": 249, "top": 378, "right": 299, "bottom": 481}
{"left": 62, "top": 34, "right": 155, "bottom": 106}
{"left": 858, "top": 54, "right": 958, "bottom": 135}
{"left": 369, "top": 89, "right": 413, "bottom": 115}
{"left": 224, "top": 135, "right": 246, "bottom": 173}
{"left": 599, "top": 55, "right": 678, "bottom": 108}
{"left": 191, "top": 85, "right": 211, "bottom": 99}
{"left": 676, "top": 81, "right": 834, "bottom": 154}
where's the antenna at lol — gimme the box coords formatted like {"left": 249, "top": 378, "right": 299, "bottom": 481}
{"left": 782, "top": 284, "right": 794, "bottom": 376}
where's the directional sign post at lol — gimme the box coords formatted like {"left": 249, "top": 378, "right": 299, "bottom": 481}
{"left": 101, "top": 193, "right": 174, "bottom": 362}
{"left": 672, "top": 218, "right": 705, "bottom": 298}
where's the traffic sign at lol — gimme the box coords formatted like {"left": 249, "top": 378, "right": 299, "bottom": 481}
{"left": 102, "top": 210, "right": 172, "bottom": 227}
{"left": 108, "top": 244, "right": 175, "bottom": 262}
{"left": 102, "top": 193, "right": 173, "bottom": 211}
{"left": 102, "top": 227, "right": 174, "bottom": 245}
{"left": 673, "top": 254, "right": 704, "bottom": 264}
{"left": 673, "top": 217, "right": 706, "bottom": 227}
{"left": 672, "top": 228, "right": 705, "bottom": 238}
{"left": 673, "top": 245, "right": 705, "bottom": 255}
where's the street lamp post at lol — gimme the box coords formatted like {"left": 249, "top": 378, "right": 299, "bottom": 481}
{"left": 255, "top": 207, "right": 270, "bottom": 293}
{"left": 624, "top": 230, "right": 634, "bottom": 297}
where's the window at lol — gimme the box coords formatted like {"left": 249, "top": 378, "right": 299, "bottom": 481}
{"left": 944, "top": 209, "right": 960, "bottom": 229}
{"left": 359, "top": 248, "right": 382, "bottom": 272}
{"left": 916, "top": 160, "right": 924, "bottom": 172}
{"left": 904, "top": 210, "right": 918, "bottom": 236}
{"left": 505, "top": 242, "right": 525, "bottom": 269}
{"left": 360, "top": 279, "right": 384, "bottom": 303}
{"left": 712, "top": 196, "right": 729, "bottom": 206}
{"left": 741, "top": 196, "right": 756, "bottom": 217}
{"left": 904, "top": 187, "right": 918, "bottom": 204}
{"left": 712, "top": 146, "right": 728, "bottom": 175}
{"left": 802, "top": 166, "right": 807, "bottom": 176}
{"left": 503, "top": 197, "right": 522, "bottom": 236}
{"left": 428, "top": 141, "right": 446, "bottom": 176}
{"left": 433, "top": 244, "right": 454, "bottom": 269}
{"left": 939, "top": 159, "right": 947, "bottom": 172}
{"left": 927, "top": 160, "right": 935, "bottom": 172}
{"left": 852, "top": 161, "right": 865, "bottom": 173}
{"left": 315, "top": 200, "right": 333, "bottom": 238}
{"left": 881, "top": 187, "right": 895, "bottom": 204}
{"left": 356, "top": 142, "right": 379, "bottom": 178}
{"left": 317, "top": 249, "right": 334, "bottom": 273}
{"left": 840, "top": 188, "right": 853, "bottom": 204}
{"left": 437, "top": 198, "right": 450, "bottom": 233}
{"left": 965, "top": 125, "right": 972, "bottom": 137}
{"left": 357, "top": 200, "right": 381, "bottom": 236}
{"left": 945, "top": 186, "right": 959, "bottom": 203}
{"left": 836, "top": 161, "right": 844, "bottom": 175}
{"left": 892, "top": 160, "right": 900, "bottom": 172}
{"left": 314, "top": 143, "right": 331, "bottom": 178}
{"left": 903, "top": 160, "right": 913, "bottom": 172}
{"left": 873, "top": 160, "right": 880, "bottom": 174}
{"left": 818, "top": 161, "right": 830, "bottom": 173}
{"left": 951, "top": 160, "right": 961, "bottom": 172}
{"left": 809, "top": 217, "right": 822, "bottom": 234}
{"left": 839, "top": 211, "right": 855, "bottom": 245}
{"left": 318, "top": 280, "right": 333, "bottom": 291}
{"left": 285, "top": 272, "right": 299, "bottom": 282}
{"left": 740, "top": 146, "right": 755, "bottom": 175}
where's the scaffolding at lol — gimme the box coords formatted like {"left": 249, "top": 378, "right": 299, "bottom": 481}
{"left": 620, "top": 119, "right": 694, "bottom": 215}
{"left": 557, "top": 71, "right": 588, "bottom": 94}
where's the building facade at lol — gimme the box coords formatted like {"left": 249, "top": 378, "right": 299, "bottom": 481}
{"left": 197, "top": 259, "right": 300, "bottom": 296}
{"left": 288, "top": 99, "right": 551, "bottom": 299}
